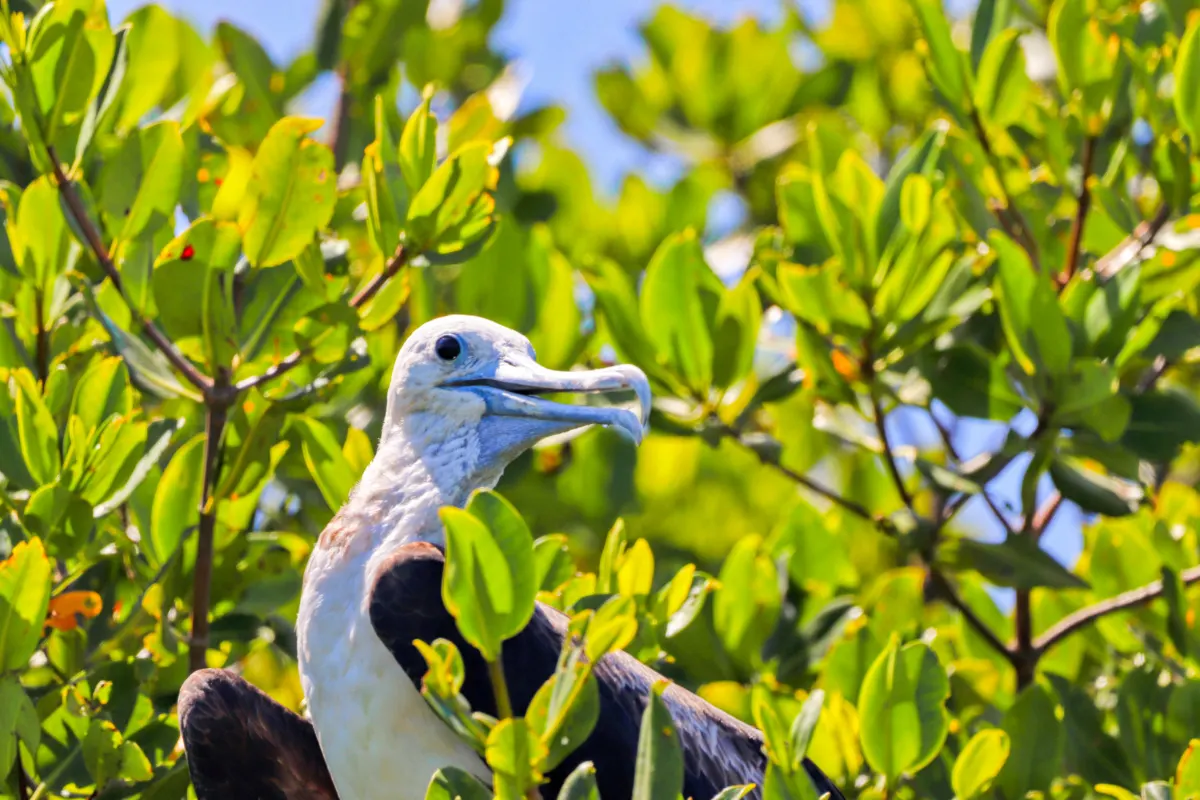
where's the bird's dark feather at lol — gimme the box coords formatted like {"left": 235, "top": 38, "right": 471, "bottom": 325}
{"left": 178, "top": 668, "right": 338, "bottom": 800}
{"left": 368, "top": 541, "right": 845, "bottom": 800}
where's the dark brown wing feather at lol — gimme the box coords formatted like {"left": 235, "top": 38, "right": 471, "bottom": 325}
{"left": 178, "top": 668, "right": 339, "bottom": 800}
{"left": 368, "top": 541, "right": 845, "bottom": 800}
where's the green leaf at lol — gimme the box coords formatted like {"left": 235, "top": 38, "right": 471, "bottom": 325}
{"left": 713, "top": 535, "right": 781, "bottom": 662}
{"left": 291, "top": 415, "right": 359, "bottom": 512}
{"left": 364, "top": 94, "right": 408, "bottom": 259}
{"left": 153, "top": 218, "right": 242, "bottom": 370}
{"left": 84, "top": 718, "right": 124, "bottom": 787}
{"left": 1121, "top": 389, "right": 1200, "bottom": 462}
{"left": 0, "top": 538, "right": 52, "bottom": 672}
{"left": 990, "top": 231, "right": 1071, "bottom": 378}
{"left": 909, "top": 0, "right": 969, "bottom": 108}
{"left": 1176, "top": 18, "right": 1200, "bottom": 141}
{"left": 926, "top": 346, "right": 1026, "bottom": 420}
{"left": 789, "top": 689, "right": 825, "bottom": 770}
{"left": 856, "top": 637, "right": 950, "bottom": 780}
{"left": 100, "top": 120, "right": 184, "bottom": 243}
{"left": 0, "top": 676, "right": 39, "bottom": 775}
{"left": 583, "top": 259, "right": 674, "bottom": 391}
{"left": 951, "top": 729, "right": 1010, "bottom": 800}
{"left": 776, "top": 263, "right": 870, "bottom": 337}
{"left": 1163, "top": 567, "right": 1190, "bottom": 659}
{"left": 439, "top": 491, "right": 536, "bottom": 661}
{"left": 75, "top": 23, "right": 129, "bottom": 162}
{"left": 70, "top": 356, "right": 131, "bottom": 435}
{"left": 597, "top": 518, "right": 628, "bottom": 594}
{"left": 407, "top": 139, "right": 500, "bottom": 258}
{"left": 1049, "top": 458, "right": 1141, "bottom": 517}
{"left": 712, "top": 274, "right": 762, "bottom": 390}
{"left": 585, "top": 595, "right": 638, "bottom": 661}
{"left": 486, "top": 717, "right": 543, "bottom": 800}
{"left": 527, "top": 659, "right": 600, "bottom": 770}
{"left": 970, "top": 0, "right": 1013, "bottom": 68}
{"left": 400, "top": 88, "right": 438, "bottom": 195}
{"left": 618, "top": 538, "right": 655, "bottom": 597}
{"left": 633, "top": 681, "right": 685, "bottom": 800}
{"left": 30, "top": 8, "right": 100, "bottom": 142}
{"left": 13, "top": 368, "right": 60, "bottom": 485}
{"left": 425, "top": 767, "right": 492, "bottom": 800}
{"left": 557, "top": 762, "right": 600, "bottom": 800}
{"left": 464, "top": 490, "right": 537, "bottom": 635}
{"left": 875, "top": 127, "right": 945, "bottom": 252}
{"left": 996, "top": 683, "right": 1064, "bottom": 799}
{"left": 533, "top": 534, "right": 574, "bottom": 592}
{"left": 974, "top": 28, "right": 1032, "bottom": 128}
{"left": 1176, "top": 740, "right": 1200, "bottom": 799}
{"left": 940, "top": 535, "right": 1088, "bottom": 590}
{"left": 239, "top": 117, "right": 337, "bottom": 267}
{"left": 149, "top": 433, "right": 205, "bottom": 565}
{"left": 640, "top": 230, "right": 721, "bottom": 396}
{"left": 16, "top": 176, "right": 71, "bottom": 289}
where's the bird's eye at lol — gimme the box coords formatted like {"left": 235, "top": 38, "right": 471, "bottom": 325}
{"left": 435, "top": 335, "right": 462, "bottom": 361}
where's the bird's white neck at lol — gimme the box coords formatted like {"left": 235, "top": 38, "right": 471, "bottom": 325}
{"left": 319, "top": 414, "right": 506, "bottom": 560}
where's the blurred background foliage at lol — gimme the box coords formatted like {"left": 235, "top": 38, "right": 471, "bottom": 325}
{"left": 2, "top": 0, "right": 1200, "bottom": 798}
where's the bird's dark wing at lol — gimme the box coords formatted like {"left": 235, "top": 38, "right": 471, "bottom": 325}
{"left": 178, "top": 668, "right": 339, "bottom": 800}
{"left": 368, "top": 542, "right": 844, "bottom": 800}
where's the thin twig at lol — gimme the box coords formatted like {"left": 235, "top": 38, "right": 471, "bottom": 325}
{"left": 236, "top": 245, "right": 409, "bottom": 392}
{"left": 1094, "top": 202, "right": 1172, "bottom": 280}
{"left": 1033, "top": 564, "right": 1200, "bottom": 656}
{"left": 725, "top": 426, "right": 883, "bottom": 526}
{"left": 1138, "top": 356, "right": 1171, "bottom": 393}
{"left": 928, "top": 568, "right": 1016, "bottom": 664}
{"left": 350, "top": 244, "right": 408, "bottom": 307}
{"left": 968, "top": 108, "right": 1042, "bottom": 271}
{"left": 48, "top": 148, "right": 212, "bottom": 394}
{"left": 33, "top": 288, "right": 48, "bottom": 386}
{"left": 1059, "top": 136, "right": 1096, "bottom": 287}
{"left": 1029, "top": 491, "right": 1062, "bottom": 539}
{"left": 188, "top": 377, "right": 231, "bottom": 674}
{"left": 930, "top": 409, "right": 1016, "bottom": 533}
{"left": 872, "top": 389, "right": 913, "bottom": 510}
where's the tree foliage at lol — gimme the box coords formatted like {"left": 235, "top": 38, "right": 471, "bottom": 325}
{"left": 1, "top": 0, "right": 1200, "bottom": 798}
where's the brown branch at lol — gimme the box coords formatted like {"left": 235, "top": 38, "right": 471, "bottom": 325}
{"left": 928, "top": 568, "right": 1016, "bottom": 665}
{"left": 48, "top": 148, "right": 212, "bottom": 394}
{"left": 930, "top": 409, "right": 1016, "bottom": 533}
{"left": 34, "top": 288, "right": 49, "bottom": 386}
{"left": 1094, "top": 202, "right": 1172, "bottom": 280}
{"left": 236, "top": 244, "right": 409, "bottom": 392}
{"left": 1059, "top": 136, "right": 1095, "bottom": 287}
{"left": 968, "top": 109, "right": 1042, "bottom": 272}
{"left": 350, "top": 244, "right": 408, "bottom": 307}
{"left": 329, "top": 72, "right": 354, "bottom": 171}
{"left": 188, "top": 378, "right": 231, "bottom": 673}
{"left": 1029, "top": 491, "right": 1062, "bottom": 539}
{"left": 1033, "top": 564, "right": 1200, "bottom": 657}
{"left": 722, "top": 426, "right": 885, "bottom": 528}
{"left": 872, "top": 388, "right": 913, "bottom": 510}
{"left": 1138, "top": 355, "right": 1171, "bottom": 393}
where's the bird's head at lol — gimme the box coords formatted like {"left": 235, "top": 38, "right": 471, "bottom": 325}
{"left": 379, "top": 314, "right": 649, "bottom": 493}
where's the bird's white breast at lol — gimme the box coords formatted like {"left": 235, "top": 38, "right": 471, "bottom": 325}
{"left": 297, "top": 545, "right": 489, "bottom": 800}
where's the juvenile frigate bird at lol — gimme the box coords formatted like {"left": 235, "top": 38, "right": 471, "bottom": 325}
{"left": 178, "top": 315, "right": 843, "bottom": 800}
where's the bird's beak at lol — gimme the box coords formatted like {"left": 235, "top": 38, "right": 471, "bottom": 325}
{"left": 444, "top": 355, "right": 651, "bottom": 445}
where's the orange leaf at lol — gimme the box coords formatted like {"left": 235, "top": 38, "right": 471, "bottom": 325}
{"left": 832, "top": 350, "right": 860, "bottom": 381}
{"left": 45, "top": 591, "right": 103, "bottom": 631}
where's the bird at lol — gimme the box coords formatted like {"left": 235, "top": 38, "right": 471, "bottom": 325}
{"left": 178, "top": 314, "right": 844, "bottom": 800}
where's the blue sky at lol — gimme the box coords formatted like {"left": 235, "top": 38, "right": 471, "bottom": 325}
{"left": 103, "top": 0, "right": 1083, "bottom": 581}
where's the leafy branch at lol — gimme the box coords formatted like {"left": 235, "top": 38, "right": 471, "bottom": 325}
{"left": 235, "top": 243, "right": 409, "bottom": 393}
{"left": 1059, "top": 135, "right": 1096, "bottom": 287}
{"left": 1034, "top": 565, "right": 1200, "bottom": 657}
{"left": 49, "top": 148, "right": 214, "bottom": 395}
